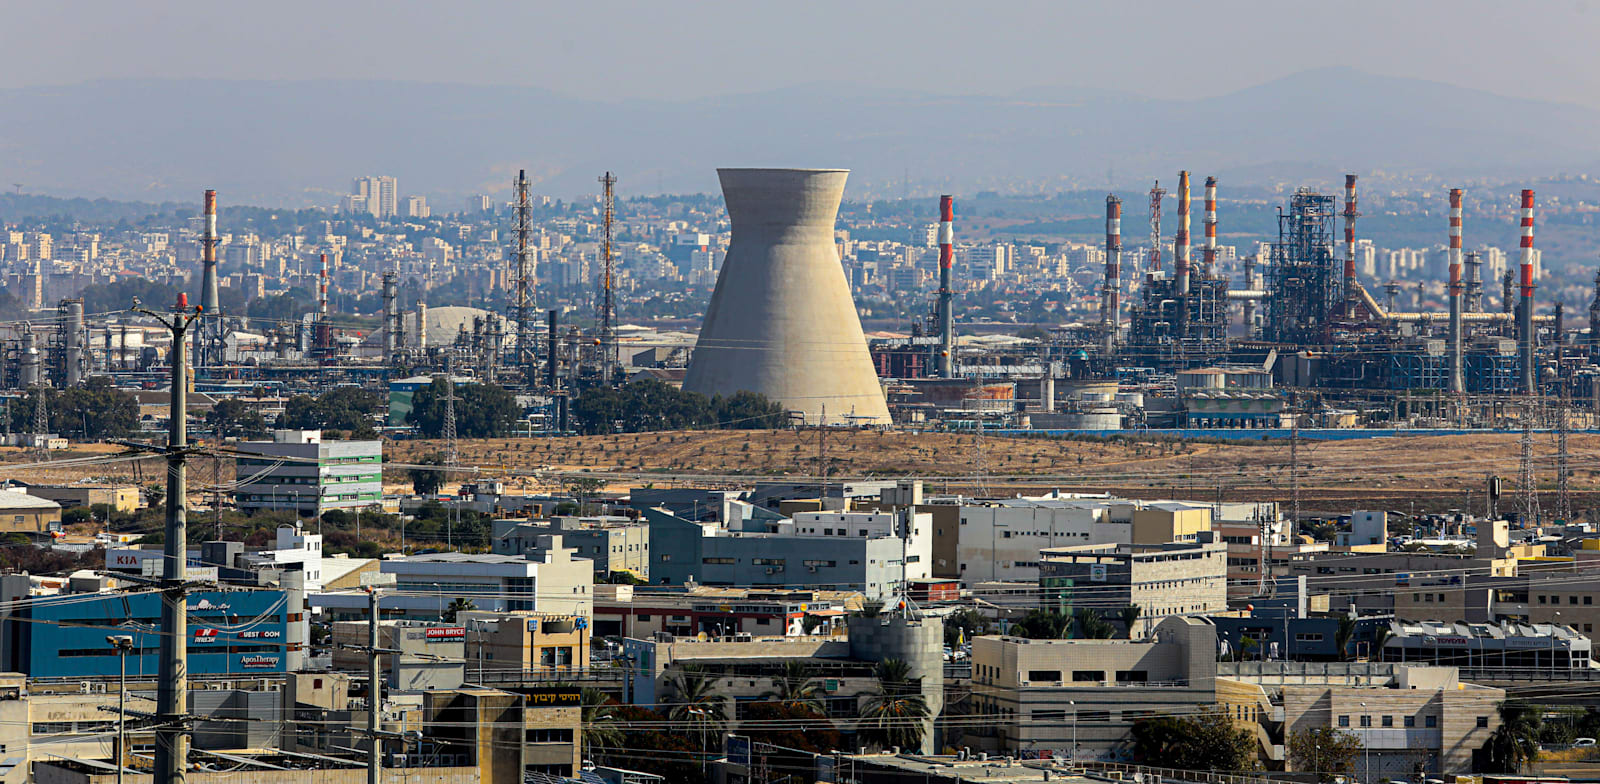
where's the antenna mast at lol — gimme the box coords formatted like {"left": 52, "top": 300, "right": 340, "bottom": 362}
{"left": 599, "top": 172, "right": 618, "bottom": 383}
{"left": 512, "top": 170, "right": 536, "bottom": 376}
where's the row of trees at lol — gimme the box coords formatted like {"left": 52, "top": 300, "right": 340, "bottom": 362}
{"left": 582, "top": 659, "right": 927, "bottom": 784}
{"left": 8, "top": 377, "right": 140, "bottom": 438}
{"left": 1008, "top": 606, "right": 1138, "bottom": 640}
{"left": 570, "top": 379, "right": 788, "bottom": 434}
{"left": 407, "top": 378, "right": 520, "bottom": 438}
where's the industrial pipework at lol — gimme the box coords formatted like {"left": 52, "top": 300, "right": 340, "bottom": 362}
{"left": 1103, "top": 195, "right": 1122, "bottom": 355}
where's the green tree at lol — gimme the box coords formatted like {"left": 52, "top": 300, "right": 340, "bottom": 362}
{"left": 1131, "top": 709, "right": 1259, "bottom": 772}
{"left": 857, "top": 659, "right": 929, "bottom": 751}
{"left": 1336, "top": 615, "right": 1357, "bottom": 662}
{"left": 12, "top": 378, "right": 140, "bottom": 439}
{"left": 1119, "top": 604, "right": 1144, "bottom": 638}
{"left": 1481, "top": 701, "right": 1541, "bottom": 774}
{"left": 282, "top": 386, "right": 384, "bottom": 438}
{"left": 207, "top": 398, "right": 268, "bottom": 439}
{"left": 1287, "top": 727, "right": 1364, "bottom": 782}
{"left": 944, "top": 607, "right": 992, "bottom": 647}
{"left": 1074, "top": 608, "right": 1117, "bottom": 639}
{"left": 443, "top": 597, "right": 475, "bottom": 623}
{"left": 1011, "top": 608, "right": 1072, "bottom": 639}
{"left": 407, "top": 379, "right": 519, "bottom": 438}
{"left": 666, "top": 665, "right": 727, "bottom": 753}
{"left": 763, "top": 660, "right": 824, "bottom": 714}
{"left": 580, "top": 688, "right": 623, "bottom": 760}
{"left": 409, "top": 453, "right": 445, "bottom": 495}
{"left": 712, "top": 391, "right": 790, "bottom": 429}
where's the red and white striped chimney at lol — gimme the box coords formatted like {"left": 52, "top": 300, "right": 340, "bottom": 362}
{"left": 1203, "top": 176, "right": 1218, "bottom": 278}
{"left": 1448, "top": 188, "right": 1465, "bottom": 394}
{"left": 1519, "top": 189, "right": 1536, "bottom": 394}
{"left": 1449, "top": 189, "right": 1464, "bottom": 294}
{"left": 1175, "top": 171, "right": 1191, "bottom": 295}
{"left": 1343, "top": 174, "right": 1359, "bottom": 301}
{"left": 937, "top": 195, "right": 955, "bottom": 377}
{"left": 319, "top": 252, "right": 329, "bottom": 320}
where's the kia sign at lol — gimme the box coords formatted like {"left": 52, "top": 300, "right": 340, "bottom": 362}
{"left": 425, "top": 627, "right": 466, "bottom": 641}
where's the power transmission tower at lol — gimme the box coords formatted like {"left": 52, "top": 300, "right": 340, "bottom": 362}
{"left": 31, "top": 384, "right": 48, "bottom": 461}
{"left": 970, "top": 373, "right": 989, "bottom": 496}
{"left": 1519, "top": 401, "right": 1540, "bottom": 524}
{"left": 1557, "top": 394, "right": 1572, "bottom": 521}
{"left": 1146, "top": 180, "right": 1165, "bottom": 276}
{"left": 511, "top": 170, "right": 536, "bottom": 376}
{"left": 598, "top": 172, "right": 618, "bottom": 383}
{"left": 439, "top": 363, "right": 459, "bottom": 549}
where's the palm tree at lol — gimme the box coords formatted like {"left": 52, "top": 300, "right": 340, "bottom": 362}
{"left": 1119, "top": 604, "right": 1143, "bottom": 638}
{"left": 1483, "top": 701, "right": 1542, "bottom": 773}
{"left": 1335, "top": 615, "right": 1357, "bottom": 662}
{"left": 443, "top": 597, "right": 475, "bottom": 623}
{"left": 858, "top": 659, "right": 930, "bottom": 752}
{"left": 764, "top": 660, "right": 824, "bottom": 714}
{"left": 580, "top": 688, "right": 623, "bottom": 762}
{"left": 667, "top": 664, "right": 727, "bottom": 753}
{"left": 1368, "top": 625, "right": 1393, "bottom": 662}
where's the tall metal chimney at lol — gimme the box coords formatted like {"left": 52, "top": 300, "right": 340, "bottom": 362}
{"left": 1588, "top": 268, "right": 1600, "bottom": 365}
{"left": 381, "top": 273, "right": 397, "bottom": 358}
{"left": 1202, "top": 177, "right": 1218, "bottom": 278}
{"left": 1174, "top": 171, "right": 1191, "bottom": 295}
{"left": 1519, "top": 189, "right": 1537, "bottom": 394}
{"left": 1343, "top": 175, "right": 1359, "bottom": 304}
{"left": 199, "top": 190, "right": 220, "bottom": 369}
{"left": 937, "top": 195, "right": 956, "bottom": 377}
{"left": 1103, "top": 195, "right": 1122, "bottom": 355}
{"left": 20, "top": 328, "right": 39, "bottom": 388}
{"left": 1447, "top": 189, "right": 1465, "bottom": 395}
{"left": 1243, "top": 252, "right": 1258, "bottom": 336}
{"left": 63, "top": 300, "right": 83, "bottom": 387}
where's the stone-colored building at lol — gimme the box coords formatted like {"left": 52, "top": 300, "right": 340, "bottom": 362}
{"left": 0, "top": 490, "right": 61, "bottom": 536}
{"left": 1039, "top": 540, "right": 1228, "bottom": 638}
{"left": 22, "top": 485, "right": 140, "bottom": 514}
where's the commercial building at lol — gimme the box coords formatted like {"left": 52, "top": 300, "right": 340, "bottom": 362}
{"left": 0, "top": 489, "right": 61, "bottom": 537}
{"left": 21, "top": 484, "right": 140, "bottom": 514}
{"left": 1038, "top": 540, "right": 1228, "bottom": 637}
{"left": 1, "top": 588, "right": 306, "bottom": 678}
{"left": 966, "top": 617, "right": 1220, "bottom": 759}
{"left": 456, "top": 611, "right": 589, "bottom": 678}
{"left": 645, "top": 508, "right": 928, "bottom": 600}
{"left": 332, "top": 619, "right": 467, "bottom": 690}
{"left": 310, "top": 542, "right": 592, "bottom": 621}
{"left": 493, "top": 516, "right": 649, "bottom": 580}
{"left": 233, "top": 430, "right": 382, "bottom": 517}
{"left": 1378, "top": 619, "right": 1591, "bottom": 670}
{"left": 591, "top": 584, "right": 862, "bottom": 639}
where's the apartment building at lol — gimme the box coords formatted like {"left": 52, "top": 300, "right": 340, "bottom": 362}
{"left": 967, "top": 617, "right": 1219, "bottom": 759}
{"left": 493, "top": 516, "right": 650, "bottom": 579}
{"left": 310, "top": 541, "right": 592, "bottom": 621}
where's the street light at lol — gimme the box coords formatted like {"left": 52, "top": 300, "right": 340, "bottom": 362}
{"left": 106, "top": 635, "right": 135, "bottom": 784}
{"left": 1359, "top": 702, "right": 1370, "bottom": 784}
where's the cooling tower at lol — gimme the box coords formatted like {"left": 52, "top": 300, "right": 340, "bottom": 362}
{"left": 684, "top": 168, "right": 891, "bottom": 425}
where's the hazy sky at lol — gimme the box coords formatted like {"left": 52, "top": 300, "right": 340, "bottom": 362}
{"left": 6, "top": 0, "right": 1600, "bottom": 106}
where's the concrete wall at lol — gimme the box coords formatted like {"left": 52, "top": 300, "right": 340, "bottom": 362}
{"left": 847, "top": 615, "right": 945, "bottom": 754}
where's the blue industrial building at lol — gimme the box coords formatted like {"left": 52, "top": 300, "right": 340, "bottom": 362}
{"left": 2, "top": 589, "right": 304, "bottom": 679}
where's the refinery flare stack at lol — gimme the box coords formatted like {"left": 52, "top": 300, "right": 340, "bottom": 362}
{"left": 683, "top": 168, "right": 891, "bottom": 426}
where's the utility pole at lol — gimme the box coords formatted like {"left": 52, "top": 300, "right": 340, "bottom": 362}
{"left": 133, "top": 293, "right": 202, "bottom": 784}
{"left": 1557, "top": 394, "right": 1572, "bottom": 522}
{"left": 598, "top": 172, "right": 618, "bottom": 383}
{"left": 1520, "top": 401, "right": 1540, "bottom": 524}
{"left": 368, "top": 587, "right": 382, "bottom": 784}
{"left": 439, "top": 361, "right": 459, "bottom": 548}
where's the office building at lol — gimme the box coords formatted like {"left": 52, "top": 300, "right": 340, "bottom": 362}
{"left": 311, "top": 540, "right": 592, "bottom": 620}
{"left": 233, "top": 430, "right": 382, "bottom": 517}
{"left": 1039, "top": 540, "right": 1228, "bottom": 637}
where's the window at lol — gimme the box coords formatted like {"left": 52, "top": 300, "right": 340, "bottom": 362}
{"left": 638, "top": 614, "right": 652, "bottom": 621}
{"left": 702, "top": 557, "right": 737, "bottom": 565}
{"left": 1404, "top": 716, "right": 1416, "bottom": 727}
{"left": 1072, "top": 670, "right": 1103, "bottom": 682}
{"left": 1586, "top": 596, "right": 1594, "bottom": 606}
{"left": 1295, "top": 633, "right": 1324, "bottom": 642}
{"left": 1572, "top": 596, "right": 1580, "bottom": 605}
{"left": 1425, "top": 715, "right": 1437, "bottom": 728}
{"left": 1027, "top": 670, "right": 1061, "bottom": 682}
{"left": 1382, "top": 716, "right": 1393, "bottom": 728}
{"left": 1033, "top": 710, "right": 1067, "bottom": 722}
{"left": 1359, "top": 715, "right": 1372, "bottom": 728}
{"left": 1079, "top": 710, "right": 1111, "bottom": 723}
{"left": 1477, "top": 716, "right": 1489, "bottom": 728}
{"left": 1115, "top": 670, "right": 1148, "bottom": 682}
{"left": 1539, "top": 595, "right": 1548, "bottom": 604}
{"left": 1337, "top": 715, "right": 1350, "bottom": 727}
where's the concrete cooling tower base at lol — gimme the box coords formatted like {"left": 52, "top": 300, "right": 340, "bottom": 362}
{"left": 683, "top": 168, "right": 891, "bottom": 426}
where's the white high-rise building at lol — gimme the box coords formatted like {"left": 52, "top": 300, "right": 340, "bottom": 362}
{"left": 350, "top": 176, "right": 399, "bottom": 218}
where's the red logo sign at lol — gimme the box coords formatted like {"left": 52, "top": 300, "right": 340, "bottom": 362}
{"left": 425, "top": 627, "right": 466, "bottom": 641}
{"left": 193, "top": 629, "right": 219, "bottom": 644}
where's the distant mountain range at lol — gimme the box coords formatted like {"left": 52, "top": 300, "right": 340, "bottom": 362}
{"left": 2, "top": 67, "right": 1596, "bottom": 207}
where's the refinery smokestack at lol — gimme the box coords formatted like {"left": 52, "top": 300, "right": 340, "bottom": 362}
{"left": 1343, "top": 175, "right": 1359, "bottom": 305}
{"left": 20, "top": 328, "right": 39, "bottom": 388}
{"left": 1103, "top": 195, "right": 1122, "bottom": 355}
{"left": 1519, "top": 189, "right": 1536, "bottom": 395}
{"left": 381, "top": 273, "right": 397, "bottom": 358}
{"left": 63, "top": 300, "right": 83, "bottom": 387}
{"left": 1174, "top": 171, "right": 1191, "bottom": 296}
{"left": 1202, "top": 177, "right": 1217, "bottom": 279}
{"left": 937, "top": 195, "right": 956, "bottom": 378}
{"left": 684, "top": 168, "right": 890, "bottom": 425}
{"left": 195, "top": 190, "right": 220, "bottom": 370}
{"left": 1447, "top": 189, "right": 1464, "bottom": 395}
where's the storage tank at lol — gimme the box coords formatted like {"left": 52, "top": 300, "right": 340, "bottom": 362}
{"left": 684, "top": 169, "right": 890, "bottom": 425}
